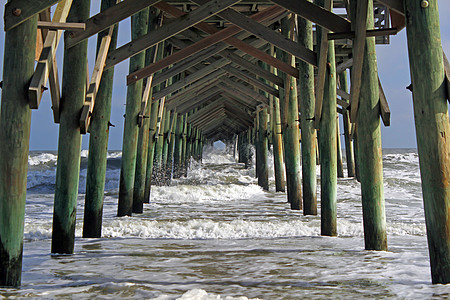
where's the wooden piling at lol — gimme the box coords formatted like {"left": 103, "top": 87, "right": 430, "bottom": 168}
{"left": 336, "top": 117, "right": 344, "bottom": 178}
{"left": 0, "top": 9, "right": 37, "bottom": 287}
{"left": 277, "top": 15, "right": 302, "bottom": 210}
{"left": 404, "top": 0, "right": 450, "bottom": 283}
{"left": 173, "top": 115, "right": 184, "bottom": 178}
{"left": 117, "top": 8, "right": 149, "bottom": 217}
{"left": 316, "top": 0, "right": 337, "bottom": 236}
{"left": 132, "top": 10, "right": 161, "bottom": 214}
{"left": 143, "top": 44, "right": 165, "bottom": 203}
{"left": 181, "top": 114, "right": 188, "bottom": 177}
{"left": 297, "top": 9, "right": 317, "bottom": 215}
{"left": 52, "top": 0, "right": 90, "bottom": 253}
{"left": 350, "top": 0, "right": 387, "bottom": 250}
{"left": 257, "top": 108, "right": 269, "bottom": 191}
{"left": 339, "top": 71, "right": 355, "bottom": 177}
{"left": 83, "top": 0, "right": 119, "bottom": 237}
{"left": 165, "top": 111, "right": 178, "bottom": 182}
{"left": 153, "top": 106, "right": 166, "bottom": 185}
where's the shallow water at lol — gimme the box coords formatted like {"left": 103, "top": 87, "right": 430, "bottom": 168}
{"left": 1, "top": 148, "right": 450, "bottom": 299}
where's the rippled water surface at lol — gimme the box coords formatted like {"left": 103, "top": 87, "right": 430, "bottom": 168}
{"left": 2, "top": 148, "right": 450, "bottom": 299}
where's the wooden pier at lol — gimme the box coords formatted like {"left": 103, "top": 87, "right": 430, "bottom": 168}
{"left": 1, "top": 0, "right": 449, "bottom": 287}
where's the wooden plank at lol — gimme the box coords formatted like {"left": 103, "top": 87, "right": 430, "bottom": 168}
{"left": 37, "top": 21, "right": 85, "bottom": 31}
{"left": 65, "top": 0, "right": 161, "bottom": 48}
{"left": 127, "top": 3, "right": 294, "bottom": 84}
{"left": 337, "top": 88, "right": 350, "bottom": 100}
{"left": 28, "top": 0, "right": 72, "bottom": 110}
{"left": 220, "top": 77, "right": 270, "bottom": 105}
{"left": 375, "top": 0, "right": 404, "bottom": 15}
{"left": 328, "top": 27, "right": 399, "bottom": 40}
{"left": 336, "top": 58, "right": 353, "bottom": 73}
{"left": 349, "top": 0, "right": 369, "bottom": 122}
{"left": 314, "top": 0, "right": 332, "bottom": 128}
{"left": 271, "top": 0, "right": 351, "bottom": 32}
{"left": 191, "top": 0, "right": 317, "bottom": 66}
{"left": 80, "top": 26, "right": 114, "bottom": 134}
{"left": 223, "top": 65, "right": 280, "bottom": 98}
{"left": 221, "top": 50, "right": 285, "bottom": 88}
{"left": 152, "top": 59, "right": 230, "bottom": 101}
{"left": 106, "top": 0, "right": 241, "bottom": 70}
{"left": 390, "top": 9, "right": 405, "bottom": 31}
{"left": 4, "top": 0, "right": 60, "bottom": 31}
{"left": 378, "top": 76, "right": 390, "bottom": 126}
{"left": 154, "top": 2, "right": 290, "bottom": 85}
{"left": 337, "top": 97, "right": 349, "bottom": 109}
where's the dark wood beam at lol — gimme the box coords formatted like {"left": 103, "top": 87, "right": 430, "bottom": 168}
{"left": 191, "top": 0, "right": 317, "bottom": 66}
{"left": 270, "top": 0, "right": 351, "bottom": 32}
{"left": 4, "top": 0, "right": 60, "bottom": 31}
{"left": 105, "top": 0, "right": 241, "bottom": 69}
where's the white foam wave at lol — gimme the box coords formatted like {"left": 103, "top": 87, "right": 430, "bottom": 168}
{"left": 101, "top": 218, "right": 320, "bottom": 239}
{"left": 28, "top": 153, "right": 58, "bottom": 166}
{"left": 151, "top": 184, "right": 264, "bottom": 203}
{"left": 152, "top": 289, "right": 262, "bottom": 300}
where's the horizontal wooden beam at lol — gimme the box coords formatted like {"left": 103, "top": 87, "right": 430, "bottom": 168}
{"left": 375, "top": 0, "right": 404, "bottom": 15}
{"left": 65, "top": 0, "right": 161, "bottom": 48}
{"left": 107, "top": 0, "right": 241, "bottom": 70}
{"left": 271, "top": 0, "right": 351, "bottom": 32}
{"left": 328, "top": 28, "right": 398, "bottom": 40}
{"left": 220, "top": 77, "right": 270, "bottom": 105}
{"left": 205, "top": 2, "right": 317, "bottom": 67}
{"left": 37, "top": 21, "right": 85, "bottom": 31}
{"left": 4, "top": 0, "right": 60, "bottom": 31}
{"left": 152, "top": 60, "right": 230, "bottom": 101}
{"left": 223, "top": 65, "right": 279, "bottom": 98}
{"left": 126, "top": 4, "right": 290, "bottom": 84}
{"left": 336, "top": 58, "right": 353, "bottom": 73}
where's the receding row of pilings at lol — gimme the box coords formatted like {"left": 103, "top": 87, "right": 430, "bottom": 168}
{"left": 0, "top": 3, "right": 206, "bottom": 287}
{"left": 1, "top": 0, "right": 450, "bottom": 288}
{"left": 234, "top": 0, "right": 450, "bottom": 285}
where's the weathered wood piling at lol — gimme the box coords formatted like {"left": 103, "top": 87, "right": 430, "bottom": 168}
{"left": 0, "top": 3, "right": 37, "bottom": 286}
{"left": 52, "top": 0, "right": 90, "bottom": 253}
{"left": 404, "top": 0, "right": 450, "bottom": 283}
{"left": 117, "top": 8, "right": 149, "bottom": 217}
{"left": 83, "top": 0, "right": 119, "bottom": 237}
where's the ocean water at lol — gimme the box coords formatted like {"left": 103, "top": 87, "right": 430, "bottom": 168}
{"left": 1, "top": 147, "right": 450, "bottom": 299}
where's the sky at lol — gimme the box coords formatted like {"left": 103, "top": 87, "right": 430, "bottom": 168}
{"left": 0, "top": 1, "right": 449, "bottom": 150}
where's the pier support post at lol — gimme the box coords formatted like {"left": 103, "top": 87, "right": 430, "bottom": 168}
{"left": 153, "top": 106, "right": 166, "bottom": 185}
{"left": 0, "top": 8, "right": 37, "bottom": 287}
{"left": 133, "top": 8, "right": 161, "bottom": 212}
{"left": 181, "top": 114, "right": 188, "bottom": 177}
{"left": 298, "top": 9, "right": 317, "bottom": 214}
{"left": 117, "top": 8, "right": 149, "bottom": 216}
{"left": 52, "top": 0, "right": 90, "bottom": 253}
{"left": 316, "top": 0, "right": 337, "bottom": 236}
{"left": 404, "top": 0, "right": 450, "bottom": 283}
{"left": 83, "top": 0, "right": 119, "bottom": 237}
{"left": 173, "top": 115, "right": 184, "bottom": 178}
{"left": 166, "top": 111, "right": 178, "bottom": 182}
{"left": 277, "top": 15, "right": 302, "bottom": 210}
{"left": 339, "top": 71, "right": 355, "bottom": 177}
{"left": 336, "top": 118, "right": 344, "bottom": 178}
{"left": 350, "top": 0, "right": 387, "bottom": 250}
{"left": 257, "top": 108, "right": 269, "bottom": 191}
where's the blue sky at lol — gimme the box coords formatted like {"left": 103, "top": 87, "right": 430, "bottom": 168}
{"left": 0, "top": 1, "right": 449, "bottom": 150}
